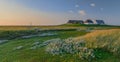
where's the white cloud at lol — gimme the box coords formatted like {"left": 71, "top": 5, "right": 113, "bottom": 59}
{"left": 75, "top": 4, "right": 79, "bottom": 7}
{"left": 100, "top": 8, "right": 103, "bottom": 11}
{"left": 90, "top": 3, "right": 96, "bottom": 7}
{"left": 69, "top": 10, "right": 74, "bottom": 13}
{"left": 78, "top": 10, "right": 86, "bottom": 16}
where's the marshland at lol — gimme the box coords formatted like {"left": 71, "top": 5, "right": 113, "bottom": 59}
{"left": 0, "top": 25, "right": 120, "bottom": 62}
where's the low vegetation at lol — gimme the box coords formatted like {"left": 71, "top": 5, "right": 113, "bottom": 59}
{"left": 0, "top": 28, "right": 77, "bottom": 40}
{"left": 45, "top": 29, "right": 120, "bottom": 62}
{"left": 0, "top": 25, "right": 120, "bottom": 62}
{"left": 0, "top": 30, "right": 87, "bottom": 62}
{"left": 0, "top": 30, "right": 39, "bottom": 40}
{"left": 46, "top": 38, "right": 95, "bottom": 62}
{"left": 76, "top": 29, "right": 120, "bottom": 55}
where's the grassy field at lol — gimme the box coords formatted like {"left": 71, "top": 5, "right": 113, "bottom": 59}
{"left": 0, "top": 24, "right": 120, "bottom": 30}
{"left": 0, "top": 24, "right": 120, "bottom": 62}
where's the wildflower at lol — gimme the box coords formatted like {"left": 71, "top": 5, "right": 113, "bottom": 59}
{"left": 45, "top": 38, "right": 96, "bottom": 61}
{"left": 14, "top": 46, "right": 23, "bottom": 50}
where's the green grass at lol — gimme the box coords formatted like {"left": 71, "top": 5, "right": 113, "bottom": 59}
{"left": 0, "top": 25, "right": 120, "bottom": 62}
{"left": 0, "top": 24, "right": 119, "bottom": 31}
{"left": 0, "top": 30, "right": 88, "bottom": 62}
{"left": 0, "top": 30, "right": 120, "bottom": 62}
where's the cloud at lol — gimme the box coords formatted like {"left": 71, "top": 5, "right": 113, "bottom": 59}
{"left": 100, "top": 8, "right": 104, "bottom": 11}
{"left": 75, "top": 4, "right": 79, "bottom": 8}
{"left": 90, "top": 3, "right": 96, "bottom": 7}
{"left": 69, "top": 10, "right": 74, "bottom": 13}
{"left": 78, "top": 10, "right": 86, "bottom": 16}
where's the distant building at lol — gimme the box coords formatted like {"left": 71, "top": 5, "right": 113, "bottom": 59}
{"left": 67, "top": 19, "right": 105, "bottom": 25}
{"left": 94, "top": 20, "right": 105, "bottom": 25}
{"left": 67, "top": 20, "right": 84, "bottom": 24}
{"left": 84, "top": 19, "right": 94, "bottom": 24}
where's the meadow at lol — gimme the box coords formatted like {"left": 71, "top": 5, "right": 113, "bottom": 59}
{"left": 0, "top": 24, "right": 120, "bottom": 62}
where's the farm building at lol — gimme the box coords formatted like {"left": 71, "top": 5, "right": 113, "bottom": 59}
{"left": 84, "top": 19, "right": 94, "bottom": 24}
{"left": 67, "top": 20, "right": 84, "bottom": 24}
{"left": 95, "top": 20, "right": 105, "bottom": 25}
{"left": 84, "top": 19, "right": 105, "bottom": 25}
{"left": 67, "top": 19, "right": 105, "bottom": 25}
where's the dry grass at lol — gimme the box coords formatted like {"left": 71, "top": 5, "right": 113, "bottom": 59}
{"left": 75, "top": 29, "right": 120, "bottom": 54}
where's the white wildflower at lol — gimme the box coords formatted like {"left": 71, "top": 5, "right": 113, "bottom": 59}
{"left": 14, "top": 46, "right": 23, "bottom": 50}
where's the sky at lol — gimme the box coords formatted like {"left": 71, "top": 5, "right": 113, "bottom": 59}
{"left": 0, "top": 0, "right": 120, "bottom": 25}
